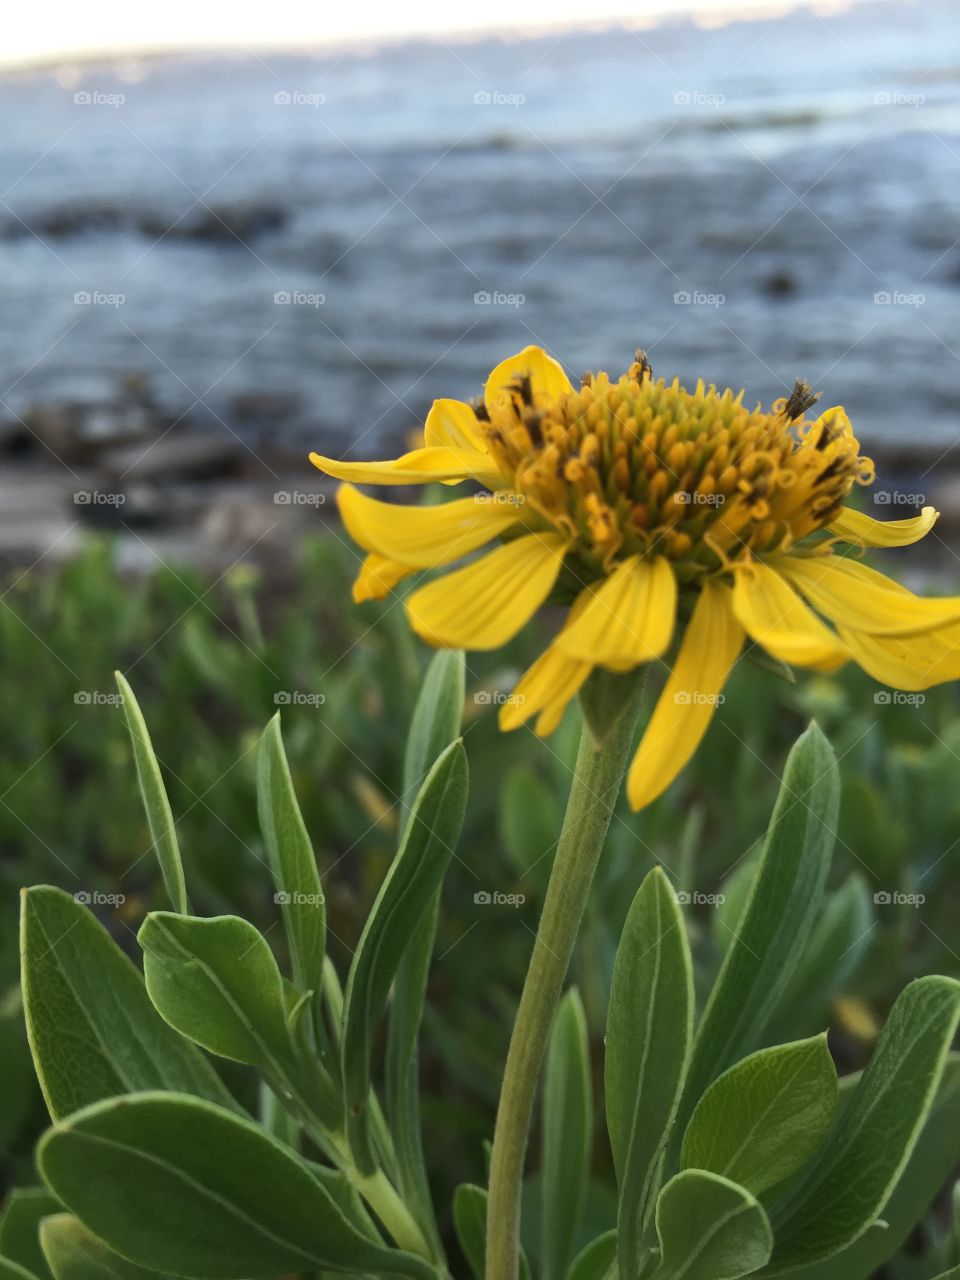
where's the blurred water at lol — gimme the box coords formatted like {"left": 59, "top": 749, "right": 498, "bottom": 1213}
{"left": 1, "top": 0, "right": 959, "bottom": 452}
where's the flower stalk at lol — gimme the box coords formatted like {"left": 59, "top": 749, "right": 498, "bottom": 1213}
{"left": 485, "top": 669, "right": 646, "bottom": 1280}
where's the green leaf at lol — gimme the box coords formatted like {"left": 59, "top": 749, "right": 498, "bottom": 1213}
{"left": 257, "top": 714, "right": 325, "bottom": 1000}
{"left": 541, "top": 989, "right": 592, "bottom": 1280}
{"left": 776, "top": 1055, "right": 960, "bottom": 1280}
{"left": 767, "top": 975, "right": 960, "bottom": 1272}
{"left": 342, "top": 739, "right": 468, "bottom": 1174}
{"left": 138, "top": 913, "right": 293, "bottom": 1071}
{"left": 0, "top": 1189, "right": 59, "bottom": 1280}
{"left": 0, "top": 1259, "right": 41, "bottom": 1280}
{"left": 681, "top": 1035, "right": 837, "bottom": 1195}
{"left": 765, "top": 873, "right": 873, "bottom": 1042}
{"left": 20, "top": 887, "right": 234, "bottom": 1120}
{"left": 114, "top": 672, "right": 186, "bottom": 915}
{"left": 499, "top": 765, "right": 558, "bottom": 886}
{"left": 452, "top": 1185, "right": 530, "bottom": 1280}
{"left": 653, "top": 1170, "right": 773, "bottom": 1280}
{"left": 567, "top": 1231, "right": 618, "bottom": 1280}
{"left": 605, "top": 867, "right": 693, "bottom": 1279}
{"left": 930, "top": 1269, "right": 960, "bottom": 1279}
{"left": 387, "top": 650, "right": 465, "bottom": 1254}
{"left": 675, "top": 724, "right": 839, "bottom": 1140}
{"left": 37, "top": 1092, "right": 434, "bottom": 1280}
{"left": 39, "top": 1215, "right": 160, "bottom": 1280}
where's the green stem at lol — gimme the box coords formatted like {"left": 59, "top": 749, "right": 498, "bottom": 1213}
{"left": 484, "top": 672, "right": 645, "bottom": 1280}
{"left": 328, "top": 1129, "right": 435, "bottom": 1260}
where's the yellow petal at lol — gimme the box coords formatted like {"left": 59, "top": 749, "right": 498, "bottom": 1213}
{"left": 423, "top": 398, "right": 489, "bottom": 454}
{"left": 484, "top": 345, "right": 573, "bottom": 411}
{"left": 839, "top": 622, "right": 960, "bottom": 692}
{"left": 731, "top": 561, "right": 848, "bottom": 673}
{"left": 406, "top": 532, "right": 569, "bottom": 650}
{"left": 627, "top": 581, "right": 744, "bottom": 811}
{"left": 554, "top": 556, "right": 677, "bottom": 669}
{"left": 309, "top": 446, "right": 502, "bottom": 488}
{"left": 352, "top": 553, "right": 414, "bottom": 602}
{"left": 775, "top": 554, "right": 960, "bottom": 636}
{"left": 338, "top": 484, "right": 521, "bottom": 569}
{"left": 498, "top": 647, "right": 591, "bottom": 734}
{"left": 828, "top": 505, "right": 939, "bottom": 548}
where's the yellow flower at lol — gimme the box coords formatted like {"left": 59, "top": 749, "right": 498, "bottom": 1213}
{"left": 310, "top": 345, "right": 959, "bottom": 810}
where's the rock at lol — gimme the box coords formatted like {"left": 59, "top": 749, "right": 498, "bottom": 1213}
{"left": 98, "top": 431, "right": 242, "bottom": 483}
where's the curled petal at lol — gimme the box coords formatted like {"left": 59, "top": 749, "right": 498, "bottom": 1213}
{"left": 352, "top": 553, "right": 413, "bottom": 602}
{"left": 484, "top": 345, "right": 573, "bottom": 411}
{"left": 732, "top": 561, "right": 848, "bottom": 673}
{"left": 775, "top": 554, "right": 960, "bottom": 636}
{"left": 309, "top": 446, "right": 503, "bottom": 488}
{"left": 840, "top": 622, "right": 960, "bottom": 692}
{"left": 338, "top": 484, "right": 522, "bottom": 568}
{"left": 828, "top": 505, "right": 938, "bottom": 548}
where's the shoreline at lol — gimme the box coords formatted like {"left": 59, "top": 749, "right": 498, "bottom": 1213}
{"left": 4, "top": 390, "right": 960, "bottom": 581}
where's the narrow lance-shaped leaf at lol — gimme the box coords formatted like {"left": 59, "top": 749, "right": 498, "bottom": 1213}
{"left": 342, "top": 738, "right": 468, "bottom": 1174}
{"left": 605, "top": 867, "right": 693, "bottom": 1280}
{"left": 652, "top": 1170, "right": 773, "bottom": 1280}
{"left": 257, "top": 715, "right": 325, "bottom": 1002}
{"left": 387, "top": 650, "right": 464, "bottom": 1251}
{"left": 541, "top": 988, "right": 592, "bottom": 1280}
{"left": 681, "top": 1035, "right": 837, "bottom": 1195}
{"left": 674, "top": 723, "right": 839, "bottom": 1145}
{"left": 765, "top": 975, "right": 960, "bottom": 1273}
{"left": 37, "top": 1092, "right": 434, "bottom": 1280}
{"left": 114, "top": 672, "right": 186, "bottom": 915}
{"left": 566, "top": 1232, "right": 618, "bottom": 1280}
{"left": 451, "top": 1185, "right": 531, "bottom": 1280}
{"left": 40, "top": 1214, "right": 161, "bottom": 1280}
{"left": 774, "top": 1055, "right": 960, "bottom": 1280}
{"left": 19, "top": 887, "right": 235, "bottom": 1120}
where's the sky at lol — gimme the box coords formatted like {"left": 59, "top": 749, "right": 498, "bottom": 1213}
{"left": 3, "top": 0, "right": 865, "bottom": 68}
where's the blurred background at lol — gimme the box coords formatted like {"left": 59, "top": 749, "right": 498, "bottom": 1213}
{"left": 2, "top": 3, "right": 960, "bottom": 1276}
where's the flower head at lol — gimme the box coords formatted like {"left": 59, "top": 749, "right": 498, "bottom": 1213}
{"left": 311, "top": 346, "right": 958, "bottom": 810}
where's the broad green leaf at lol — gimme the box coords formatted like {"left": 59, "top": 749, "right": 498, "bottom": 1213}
{"left": 653, "top": 1170, "right": 773, "bottom": 1280}
{"left": 681, "top": 1036, "right": 837, "bottom": 1194}
{"left": 342, "top": 739, "right": 468, "bottom": 1173}
{"left": 930, "top": 1269, "right": 960, "bottom": 1279}
{"left": 567, "top": 1231, "right": 618, "bottom": 1280}
{"left": 20, "top": 887, "right": 234, "bottom": 1120}
{"left": 114, "top": 672, "right": 186, "bottom": 915}
{"left": 38, "top": 1092, "right": 434, "bottom": 1280}
{"left": 675, "top": 724, "right": 839, "bottom": 1142}
{"left": 452, "top": 1185, "right": 530, "bottom": 1280}
{"left": 541, "top": 988, "right": 592, "bottom": 1280}
{"left": 0, "top": 1189, "right": 59, "bottom": 1280}
{"left": 605, "top": 867, "right": 693, "bottom": 1279}
{"left": 39, "top": 1215, "right": 160, "bottom": 1280}
{"left": 387, "top": 650, "right": 465, "bottom": 1255}
{"left": 138, "top": 913, "right": 293, "bottom": 1071}
{"left": 765, "top": 1056, "right": 960, "bottom": 1280}
{"left": 767, "top": 975, "right": 960, "bottom": 1272}
{"left": 257, "top": 714, "right": 325, "bottom": 1000}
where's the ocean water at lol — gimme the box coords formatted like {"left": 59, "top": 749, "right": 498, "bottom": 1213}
{"left": 1, "top": 0, "right": 959, "bottom": 453}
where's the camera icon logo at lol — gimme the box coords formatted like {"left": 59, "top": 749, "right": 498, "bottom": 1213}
{"left": 274, "top": 491, "right": 292, "bottom": 504}
{"left": 73, "top": 890, "right": 92, "bottom": 904}
{"left": 675, "top": 891, "right": 691, "bottom": 904}
{"left": 474, "top": 890, "right": 492, "bottom": 905}
{"left": 274, "top": 691, "right": 292, "bottom": 705}
{"left": 473, "top": 91, "right": 492, "bottom": 105}
{"left": 273, "top": 891, "right": 292, "bottom": 905}
{"left": 674, "top": 290, "right": 691, "bottom": 304}
{"left": 874, "top": 891, "right": 892, "bottom": 904}
{"left": 673, "top": 690, "right": 692, "bottom": 705}
{"left": 274, "top": 91, "right": 292, "bottom": 105}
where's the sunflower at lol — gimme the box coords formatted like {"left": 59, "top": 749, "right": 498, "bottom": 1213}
{"left": 310, "top": 345, "right": 959, "bottom": 810}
